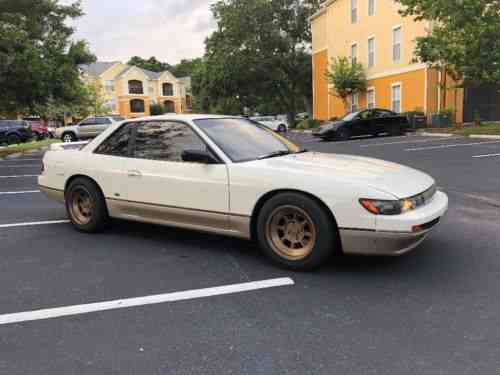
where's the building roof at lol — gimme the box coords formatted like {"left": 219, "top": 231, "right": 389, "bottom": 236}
{"left": 79, "top": 61, "right": 119, "bottom": 76}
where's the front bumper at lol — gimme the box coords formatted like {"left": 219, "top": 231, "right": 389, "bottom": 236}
{"left": 340, "top": 191, "right": 448, "bottom": 255}
{"left": 39, "top": 185, "right": 65, "bottom": 204}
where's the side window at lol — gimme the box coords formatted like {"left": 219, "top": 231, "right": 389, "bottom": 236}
{"left": 95, "top": 118, "right": 112, "bottom": 125}
{"left": 80, "top": 118, "right": 96, "bottom": 127}
{"left": 94, "top": 123, "right": 134, "bottom": 157}
{"left": 133, "top": 121, "right": 207, "bottom": 163}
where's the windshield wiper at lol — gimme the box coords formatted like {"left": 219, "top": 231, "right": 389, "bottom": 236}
{"left": 258, "top": 150, "right": 291, "bottom": 160}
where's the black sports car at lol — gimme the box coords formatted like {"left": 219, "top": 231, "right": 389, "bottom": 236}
{"left": 312, "top": 108, "right": 410, "bottom": 141}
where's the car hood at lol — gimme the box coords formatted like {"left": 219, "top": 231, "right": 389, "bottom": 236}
{"left": 251, "top": 152, "right": 435, "bottom": 199}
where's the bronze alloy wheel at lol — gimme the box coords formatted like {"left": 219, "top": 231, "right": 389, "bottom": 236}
{"left": 69, "top": 186, "right": 94, "bottom": 226}
{"left": 265, "top": 205, "right": 317, "bottom": 261}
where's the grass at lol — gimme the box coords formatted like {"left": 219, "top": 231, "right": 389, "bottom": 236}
{"left": 422, "top": 122, "right": 500, "bottom": 136}
{"left": 0, "top": 139, "right": 59, "bottom": 158}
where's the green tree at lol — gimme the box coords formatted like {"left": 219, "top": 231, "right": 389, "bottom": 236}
{"left": 127, "top": 56, "right": 172, "bottom": 73}
{"left": 197, "top": 0, "right": 320, "bottom": 121}
{"left": 326, "top": 57, "right": 367, "bottom": 112}
{"left": 171, "top": 58, "right": 203, "bottom": 78}
{"left": 399, "top": 0, "right": 500, "bottom": 84}
{"left": 0, "top": 0, "right": 95, "bottom": 116}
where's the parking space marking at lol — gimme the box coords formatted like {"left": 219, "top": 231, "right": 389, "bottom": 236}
{"left": 0, "top": 220, "right": 70, "bottom": 229}
{"left": 472, "top": 153, "right": 500, "bottom": 159}
{"left": 0, "top": 277, "right": 294, "bottom": 326}
{"left": 0, "top": 190, "right": 40, "bottom": 195}
{"left": 405, "top": 140, "right": 500, "bottom": 152}
{"left": 0, "top": 175, "right": 39, "bottom": 178}
{"left": 361, "top": 137, "right": 462, "bottom": 148}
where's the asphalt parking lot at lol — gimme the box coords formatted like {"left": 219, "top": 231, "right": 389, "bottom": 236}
{"left": 1, "top": 134, "right": 500, "bottom": 375}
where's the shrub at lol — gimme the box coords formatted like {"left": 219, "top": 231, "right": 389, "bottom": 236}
{"left": 150, "top": 104, "right": 166, "bottom": 116}
{"left": 296, "top": 119, "right": 322, "bottom": 130}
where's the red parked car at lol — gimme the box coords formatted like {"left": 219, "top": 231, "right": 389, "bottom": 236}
{"left": 23, "top": 117, "right": 49, "bottom": 140}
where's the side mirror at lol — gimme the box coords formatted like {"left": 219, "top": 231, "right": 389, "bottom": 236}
{"left": 181, "top": 149, "right": 218, "bottom": 164}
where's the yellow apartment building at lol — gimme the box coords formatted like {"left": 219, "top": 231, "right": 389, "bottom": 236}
{"left": 80, "top": 62, "right": 192, "bottom": 119}
{"left": 311, "top": 0, "right": 466, "bottom": 123}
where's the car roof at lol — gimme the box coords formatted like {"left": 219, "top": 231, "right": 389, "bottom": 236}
{"left": 122, "top": 114, "right": 241, "bottom": 123}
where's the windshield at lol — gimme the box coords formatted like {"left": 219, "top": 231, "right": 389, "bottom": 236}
{"left": 194, "top": 118, "right": 303, "bottom": 162}
{"left": 342, "top": 111, "right": 360, "bottom": 121}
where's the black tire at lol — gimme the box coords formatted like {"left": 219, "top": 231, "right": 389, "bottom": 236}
{"left": 256, "top": 192, "right": 338, "bottom": 271}
{"left": 336, "top": 127, "right": 351, "bottom": 141}
{"left": 389, "top": 127, "right": 403, "bottom": 136}
{"left": 278, "top": 124, "right": 287, "bottom": 133}
{"left": 62, "top": 132, "right": 77, "bottom": 143}
{"left": 7, "top": 133, "right": 21, "bottom": 145}
{"left": 36, "top": 132, "right": 45, "bottom": 141}
{"left": 65, "top": 177, "right": 110, "bottom": 233}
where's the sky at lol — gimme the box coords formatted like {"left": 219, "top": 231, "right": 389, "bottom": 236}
{"left": 63, "top": 0, "right": 216, "bottom": 64}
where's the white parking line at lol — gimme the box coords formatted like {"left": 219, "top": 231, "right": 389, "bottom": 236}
{"left": 361, "top": 137, "right": 461, "bottom": 148}
{"left": 472, "top": 153, "right": 500, "bottom": 159}
{"left": 0, "top": 277, "right": 295, "bottom": 326}
{"left": 0, "top": 220, "right": 70, "bottom": 228}
{"left": 406, "top": 140, "right": 500, "bottom": 151}
{"left": 0, "top": 175, "right": 39, "bottom": 178}
{"left": 0, "top": 190, "right": 40, "bottom": 195}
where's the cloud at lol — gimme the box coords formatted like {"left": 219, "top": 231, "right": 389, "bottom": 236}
{"left": 65, "top": 0, "right": 216, "bottom": 64}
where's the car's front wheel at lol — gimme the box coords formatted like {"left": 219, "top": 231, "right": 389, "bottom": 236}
{"left": 65, "top": 177, "right": 109, "bottom": 233}
{"left": 256, "top": 192, "right": 338, "bottom": 270}
{"left": 278, "top": 124, "right": 287, "bottom": 133}
{"left": 336, "top": 127, "right": 351, "bottom": 141}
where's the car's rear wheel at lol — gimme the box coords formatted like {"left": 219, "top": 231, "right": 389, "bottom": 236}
{"left": 278, "top": 124, "right": 287, "bottom": 133}
{"left": 256, "top": 192, "right": 337, "bottom": 270}
{"left": 7, "top": 134, "right": 21, "bottom": 145}
{"left": 62, "top": 132, "right": 76, "bottom": 143}
{"left": 65, "top": 178, "right": 109, "bottom": 233}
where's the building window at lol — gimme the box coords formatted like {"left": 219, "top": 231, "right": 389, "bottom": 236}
{"left": 351, "top": 43, "right": 358, "bottom": 65}
{"left": 351, "top": 93, "right": 359, "bottom": 112}
{"left": 393, "top": 26, "right": 401, "bottom": 63}
{"left": 162, "top": 83, "right": 174, "bottom": 96}
{"left": 368, "top": 0, "right": 375, "bottom": 15}
{"left": 164, "top": 100, "right": 175, "bottom": 113}
{"left": 351, "top": 0, "right": 357, "bottom": 23}
{"left": 367, "top": 88, "right": 375, "bottom": 109}
{"left": 391, "top": 84, "right": 401, "bottom": 113}
{"left": 368, "top": 37, "right": 375, "bottom": 67}
{"left": 104, "top": 80, "right": 114, "bottom": 92}
{"left": 130, "top": 99, "right": 145, "bottom": 113}
{"left": 128, "top": 80, "right": 144, "bottom": 95}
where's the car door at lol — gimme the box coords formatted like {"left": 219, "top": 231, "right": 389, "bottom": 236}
{"left": 77, "top": 118, "right": 98, "bottom": 138}
{"left": 121, "top": 120, "right": 230, "bottom": 231}
{"left": 350, "top": 111, "right": 370, "bottom": 136}
{"left": 93, "top": 117, "right": 112, "bottom": 136}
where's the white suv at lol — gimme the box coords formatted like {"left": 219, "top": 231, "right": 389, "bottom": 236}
{"left": 56, "top": 116, "right": 125, "bottom": 143}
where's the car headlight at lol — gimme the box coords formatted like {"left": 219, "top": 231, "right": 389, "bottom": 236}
{"left": 360, "top": 185, "right": 437, "bottom": 215}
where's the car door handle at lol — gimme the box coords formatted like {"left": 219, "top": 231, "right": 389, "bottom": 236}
{"left": 127, "top": 170, "right": 142, "bottom": 178}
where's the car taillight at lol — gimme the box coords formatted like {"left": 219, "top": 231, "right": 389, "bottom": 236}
{"left": 41, "top": 161, "right": 45, "bottom": 174}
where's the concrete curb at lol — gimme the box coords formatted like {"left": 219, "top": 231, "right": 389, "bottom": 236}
{"left": 291, "top": 130, "right": 313, "bottom": 134}
{"left": 468, "top": 134, "right": 500, "bottom": 140}
{"left": 418, "top": 132, "right": 456, "bottom": 137}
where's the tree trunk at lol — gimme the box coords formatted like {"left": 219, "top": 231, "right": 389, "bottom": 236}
{"left": 303, "top": 96, "right": 312, "bottom": 116}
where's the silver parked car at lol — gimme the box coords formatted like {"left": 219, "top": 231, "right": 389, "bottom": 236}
{"left": 55, "top": 116, "right": 125, "bottom": 142}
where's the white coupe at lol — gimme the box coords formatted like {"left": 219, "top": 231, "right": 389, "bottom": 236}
{"left": 39, "top": 115, "right": 448, "bottom": 270}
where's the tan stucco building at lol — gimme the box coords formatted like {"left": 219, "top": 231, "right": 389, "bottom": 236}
{"left": 311, "top": 0, "right": 464, "bottom": 123}
{"left": 80, "top": 62, "right": 192, "bottom": 119}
